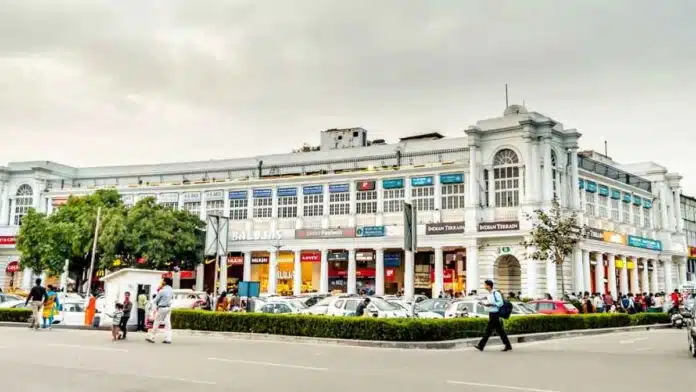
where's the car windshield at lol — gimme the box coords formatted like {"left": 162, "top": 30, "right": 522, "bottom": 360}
{"left": 313, "top": 297, "right": 333, "bottom": 307}
{"left": 369, "top": 298, "right": 400, "bottom": 311}
{"left": 387, "top": 301, "right": 408, "bottom": 311}
{"left": 420, "top": 299, "right": 449, "bottom": 311}
{"left": 290, "top": 299, "right": 308, "bottom": 309}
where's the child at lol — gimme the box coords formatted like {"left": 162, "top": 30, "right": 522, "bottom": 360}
{"left": 107, "top": 303, "right": 124, "bottom": 341}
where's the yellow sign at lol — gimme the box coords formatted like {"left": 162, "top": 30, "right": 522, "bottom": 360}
{"left": 615, "top": 259, "right": 625, "bottom": 268}
{"left": 603, "top": 231, "right": 627, "bottom": 245}
{"left": 277, "top": 252, "right": 294, "bottom": 264}
{"left": 627, "top": 261, "right": 635, "bottom": 269}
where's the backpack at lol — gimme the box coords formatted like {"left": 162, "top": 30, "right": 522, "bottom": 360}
{"left": 496, "top": 291, "right": 513, "bottom": 319}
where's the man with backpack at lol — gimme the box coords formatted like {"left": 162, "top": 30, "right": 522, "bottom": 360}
{"left": 475, "top": 280, "right": 512, "bottom": 352}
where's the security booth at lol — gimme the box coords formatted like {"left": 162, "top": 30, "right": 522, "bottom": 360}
{"left": 99, "top": 268, "right": 165, "bottom": 327}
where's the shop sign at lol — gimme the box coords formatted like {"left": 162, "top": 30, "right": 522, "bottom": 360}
{"left": 585, "top": 227, "right": 603, "bottom": 241}
{"left": 138, "top": 193, "right": 156, "bottom": 200}
{"left": 277, "top": 253, "right": 294, "bottom": 264}
{"left": 385, "top": 268, "right": 396, "bottom": 281}
{"left": 0, "top": 236, "right": 17, "bottom": 246}
{"left": 611, "top": 189, "right": 621, "bottom": 200}
{"left": 295, "top": 228, "right": 356, "bottom": 239}
{"left": 181, "top": 192, "right": 201, "bottom": 203}
{"left": 251, "top": 256, "right": 269, "bottom": 264}
{"left": 356, "top": 226, "right": 385, "bottom": 237}
{"left": 5, "top": 260, "right": 19, "bottom": 273}
{"left": 622, "top": 192, "right": 632, "bottom": 203}
{"left": 205, "top": 190, "right": 225, "bottom": 201}
{"left": 228, "top": 256, "right": 244, "bottom": 266}
{"left": 579, "top": 179, "right": 584, "bottom": 189}
{"left": 328, "top": 251, "right": 349, "bottom": 262}
{"left": 357, "top": 180, "right": 375, "bottom": 191}
{"left": 602, "top": 231, "right": 626, "bottom": 245}
{"left": 440, "top": 173, "right": 464, "bottom": 184}
{"left": 303, "top": 185, "right": 323, "bottom": 195}
{"left": 52, "top": 197, "right": 68, "bottom": 207}
{"left": 478, "top": 221, "right": 520, "bottom": 232}
{"left": 228, "top": 190, "right": 247, "bottom": 200}
{"left": 598, "top": 185, "right": 609, "bottom": 197}
{"left": 253, "top": 188, "right": 272, "bottom": 198}
{"left": 643, "top": 199, "right": 653, "bottom": 209}
{"left": 158, "top": 193, "right": 179, "bottom": 203}
{"left": 329, "top": 183, "right": 349, "bottom": 193}
{"left": 411, "top": 176, "right": 434, "bottom": 187}
{"left": 689, "top": 247, "right": 696, "bottom": 258}
{"left": 414, "top": 272, "right": 431, "bottom": 288}
{"left": 330, "top": 268, "right": 376, "bottom": 277}
{"left": 627, "top": 235, "right": 662, "bottom": 251}
{"left": 632, "top": 195, "right": 642, "bottom": 206}
{"left": 300, "top": 251, "right": 321, "bottom": 262}
{"left": 277, "top": 270, "right": 294, "bottom": 280}
{"left": 497, "top": 247, "right": 513, "bottom": 255}
{"left": 430, "top": 269, "right": 456, "bottom": 283}
{"left": 277, "top": 187, "right": 297, "bottom": 197}
{"left": 382, "top": 178, "right": 404, "bottom": 189}
{"left": 162, "top": 270, "right": 196, "bottom": 279}
{"left": 384, "top": 253, "right": 401, "bottom": 267}
{"left": 425, "top": 222, "right": 465, "bottom": 235}
{"left": 585, "top": 181, "right": 597, "bottom": 193}
{"left": 230, "top": 230, "right": 282, "bottom": 241}
{"left": 355, "top": 251, "right": 374, "bottom": 262}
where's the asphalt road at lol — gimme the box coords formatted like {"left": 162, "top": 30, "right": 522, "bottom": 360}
{"left": 0, "top": 326, "right": 692, "bottom": 392}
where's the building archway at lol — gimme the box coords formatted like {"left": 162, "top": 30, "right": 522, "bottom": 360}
{"left": 494, "top": 255, "right": 522, "bottom": 294}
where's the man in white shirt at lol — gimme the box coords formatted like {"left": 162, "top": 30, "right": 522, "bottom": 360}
{"left": 475, "top": 280, "right": 512, "bottom": 352}
{"left": 146, "top": 278, "right": 174, "bottom": 344}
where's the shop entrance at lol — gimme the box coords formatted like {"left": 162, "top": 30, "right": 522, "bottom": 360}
{"left": 494, "top": 255, "right": 522, "bottom": 294}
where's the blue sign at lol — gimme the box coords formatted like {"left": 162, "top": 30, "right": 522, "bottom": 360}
{"left": 238, "top": 281, "right": 261, "bottom": 298}
{"left": 382, "top": 178, "right": 404, "bottom": 189}
{"left": 253, "top": 188, "right": 272, "bottom": 198}
{"left": 643, "top": 199, "right": 653, "bottom": 209}
{"left": 411, "top": 176, "right": 434, "bottom": 187}
{"left": 579, "top": 179, "right": 584, "bottom": 189}
{"left": 277, "top": 187, "right": 297, "bottom": 197}
{"left": 622, "top": 192, "right": 632, "bottom": 203}
{"left": 627, "top": 235, "right": 662, "bottom": 251}
{"left": 303, "top": 185, "right": 323, "bottom": 195}
{"left": 440, "top": 173, "right": 464, "bottom": 184}
{"left": 329, "top": 183, "right": 349, "bottom": 193}
{"left": 356, "top": 226, "right": 385, "bottom": 237}
{"left": 598, "top": 185, "right": 609, "bottom": 196}
{"left": 228, "top": 190, "right": 248, "bottom": 200}
{"left": 611, "top": 189, "right": 621, "bottom": 200}
{"left": 633, "top": 195, "right": 642, "bottom": 206}
{"left": 585, "top": 181, "right": 597, "bottom": 193}
{"left": 384, "top": 253, "right": 401, "bottom": 267}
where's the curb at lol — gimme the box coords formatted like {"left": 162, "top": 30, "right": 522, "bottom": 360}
{"left": 0, "top": 322, "right": 670, "bottom": 349}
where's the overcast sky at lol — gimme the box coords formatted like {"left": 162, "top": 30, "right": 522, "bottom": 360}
{"left": 1, "top": 1, "right": 695, "bottom": 193}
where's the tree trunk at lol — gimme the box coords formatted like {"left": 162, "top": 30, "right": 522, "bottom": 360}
{"left": 560, "top": 262, "right": 566, "bottom": 294}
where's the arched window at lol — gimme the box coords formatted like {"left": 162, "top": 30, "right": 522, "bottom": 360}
{"left": 551, "top": 151, "right": 558, "bottom": 200}
{"left": 493, "top": 149, "right": 520, "bottom": 207}
{"left": 14, "top": 184, "right": 34, "bottom": 225}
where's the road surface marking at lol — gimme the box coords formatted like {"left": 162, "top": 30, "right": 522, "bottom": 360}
{"left": 447, "top": 380, "right": 560, "bottom": 392}
{"left": 620, "top": 337, "right": 647, "bottom": 344}
{"left": 144, "top": 375, "right": 216, "bottom": 385}
{"left": 208, "top": 357, "right": 328, "bottom": 371}
{"left": 48, "top": 343, "right": 128, "bottom": 352}
{"left": 635, "top": 347, "right": 651, "bottom": 352}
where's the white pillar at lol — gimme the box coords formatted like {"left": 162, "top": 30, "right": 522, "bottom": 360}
{"left": 582, "top": 250, "right": 591, "bottom": 293}
{"left": 641, "top": 259, "right": 649, "bottom": 294}
{"left": 595, "top": 253, "right": 605, "bottom": 295}
{"left": 570, "top": 148, "right": 580, "bottom": 210}
{"left": 195, "top": 263, "right": 204, "bottom": 291}
{"left": 678, "top": 257, "right": 687, "bottom": 288}
{"left": 466, "top": 245, "right": 479, "bottom": 294}
{"left": 319, "top": 249, "right": 329, "bottom": 294}
{"left": 403, "top": 250, "right": 414, "bottom": 300}
{"left": 573, "top": 249, "right": 584, "bottom": 293}
{"left": 674, "top": 188, "right": 683, "bottom": 232}
{"left": 630, "top": 257, "right": 639, "bottom": 294}
{"left": 523, "top": 135, "right": 534, "bottom": 203}
{"left": 243, "top": 252, "right": 252, "bottom": 281}
{"left": 375, "top": 248, "right": 385, "bottom": 296}
{"left": 660, "top": 184, "right": 670, "bottom": 230}
{"left": 218, "top": 256, "right": 228, "bottom": 294}
{"left": 619, "top": 258, "right": 629, "bottom": 295}
{"left": 268, "top": 251, "right": 277, "bottom": 294}
{"left": 664, "top": 260, "right": 673, "bottom": 293}
{"left": 650, "top": 260, "right": 659, "bottom": 294}
{"left": 465, "top": 145, "right": 479, "bottom": 232}
{"left": 347, "top": 249, "right": 357, "bottom": 294}
{"left": 541, "top": 136, "right": 553, "bottom": 204}
{"left": 293, "top": 250, "right": 302, "bottom": 296}
{"left": 607, "top": 254, "right": 617, "bottom": 299}
{"left": 433, "top": 247, "right": 444, "bottom": 298}
{"left": 546, "top": 258, "right": 557, "bottom": 298}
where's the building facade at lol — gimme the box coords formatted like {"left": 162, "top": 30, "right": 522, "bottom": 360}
{"left": 680, "top": 194, "right": 696, "bottom": 282}
{"left": 0, "top": 105, "right": 689, "bottom": 298}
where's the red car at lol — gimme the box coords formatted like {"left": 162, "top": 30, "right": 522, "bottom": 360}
{"left": 529, "top": 300, "right": 579, "bottom": 315}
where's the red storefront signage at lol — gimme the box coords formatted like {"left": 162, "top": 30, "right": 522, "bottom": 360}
{"left": 430, "top": 269, "right": 456, "bottom": 283}
{"left": 328, "top": 268, "right": 376, "bottom": 278}
{"left": 228, "top": 256, "right": 244, "bottom": 266}
{"left": 251, "top": 256, "right": 269, "bottom": 264}
{"left": 385, "top": 268, "right": 396, "bottom": 281}
{"left": 689, "top": 247, "right": 696, "bottom": 258}
{"left": 357, "top": 180, "right": 375, "bottom": 191}
{"left": 5, "top": 261, "right": 19, "bottom": 273}
{"left": 162, "top": 270, "right": 196, "bottom": 279}
{"left": 0, "top": 236, "right": 16, "bottom": 246}
{"left": 300, "top": 251, "right": 321, "bottom": 262}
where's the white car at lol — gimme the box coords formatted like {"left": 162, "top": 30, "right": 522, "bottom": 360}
{"left": 57, "top": 300, "right": 86, "bottom": 326}
{"left": 258, "top": 299, "right": 308, "bottom": 314}
{"left": 327, "top": 296, "right": 408, "bottom": 318}
{"left": 171, "top": 290, "right": 206, "bottom": 309}
{"left": 387, "top": 299, "right": 443, "bottom": 319}
{"left": 445, "top": 299, "right": 530, "bottom": 319}
{"left": 305, "top": 296, "right": 334, "bottom": 315}
{"left": 0, "top": 299, "right": 29, "bottom": 309}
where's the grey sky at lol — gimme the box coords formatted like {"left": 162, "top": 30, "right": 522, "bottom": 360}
{"left": 1, "top": 1, "right": 695, "bottom": 193}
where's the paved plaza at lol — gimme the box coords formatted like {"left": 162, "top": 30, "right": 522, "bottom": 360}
{"left": 0, "top": 326, "right": 691, "bottom": 392}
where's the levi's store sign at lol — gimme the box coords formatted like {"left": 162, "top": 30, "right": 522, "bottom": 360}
{"left": 300, "top": 251, "right": 321, "bottom": 262}
{"left": 689, "top": 247, "right": 696, "bottom": 258}
{"left": 0, "top": 236, "right": 16, "bottom": 246}
{"left": 357, "top": 180, "right": 375, "bottom": 191}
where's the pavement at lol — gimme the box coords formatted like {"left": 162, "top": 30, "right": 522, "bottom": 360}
{"left": 0, "top": 326, "right": 692, "bottom": 392}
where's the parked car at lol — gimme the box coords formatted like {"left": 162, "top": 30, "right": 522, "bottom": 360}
{"left": 305, "top": 296, "right": 335, "bottom": 315}
{"left": 444, "top": 298, "right": 532, "bottom": 319}
{"left": 258, "top": 300, "right": 306, "bottom": 315}
{"left": 171, "top": 290, "right": 207, "bottom": 309}
{"left": 387, "top": 299, "right": 443, "bottom": 318}
{"left": 57, "top": 300, "right": 86, "bottom": 326}
{"left": 417, "top": 299, "right": 452, "bottom": 317}
{"left": 0, "top": 299, "right": 29, "bottom": 309}
{"left": 529, "top": 300, "right": 579, "bottom": 315}
{"left": 326, "top": 296, "right": 407, "bottom": 318}
{"left": 297, "top": 293, "right": 331, "bottom": 308}
{"left": 0, "top": 293, "right": 24, "bottom": 304}
{"left": 686, "top": 304, "right": 696, "bottom": 357}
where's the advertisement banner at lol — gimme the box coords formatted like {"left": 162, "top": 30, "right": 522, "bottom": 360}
{"left": 426, "top": 222, "right": 465, "bottom": 235}
{"left": 0, "top": 236, "right": 17, "bottom": 246}
{"left": 295, "top": 228, "right": 356, "bottom": 239}
{"left": 627, "top": 235, "right": 662, "bottom": 251}
{"left": 162, "top": 270, "right": 196, "bottom": 279}
{"left": 300, "top": 251, "right": 321, "bottom": 262}
{"left": 357, "top": 180, "right": 375, "bottom": 191}
{"left": 356, "top": 226, "right": 385, "bottom": 237}
{"left": 478, "top": 221, "right": 520, "bottom": 232}
{"left": 603, "top": 231, "right": 627, "bottom": 245}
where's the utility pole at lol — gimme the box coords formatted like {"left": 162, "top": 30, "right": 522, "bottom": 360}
{"left": 403, "top": 202, "right": 417, "bottom": 300}
{"left": 84, "top": 207, "right": 101, "bottom": 297}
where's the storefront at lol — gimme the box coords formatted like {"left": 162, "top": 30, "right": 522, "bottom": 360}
{"left": 689, "top": 247, "right": 696, "bottom": 282}
{"left": 443, "top": 250, "right": 465, "bottom": 293}
{"left": 327, "top": 250, "right": 349, "bottom": 292}
{"left": 227, "top": 255, "right": 244, "bottom": 291}
{"left": 250, "top": 253, "right": 270, "bottom": 293}
{"left": 414, "top": 251, "right": 433, "bottom": 296}
{"left": 355, "top": 250, "right": 375, "bottom": 294}
{"left": 384, "top": 251, "right": 403, "bottom": 294}
{"left": 275, "top": 252, "right": 295, "bottom": 295}
{"left": 3, "top": 260, "right": 20, "bottom": 291}
{"left": 299, "top": 250, "right": 322, "bottom": 292}
{"left": 162, "top": 270, "right": 197, "bottom": 290}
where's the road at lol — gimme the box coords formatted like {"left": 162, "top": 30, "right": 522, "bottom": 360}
{"left": 0, "top": 326, "right": 692, "bottom": 392}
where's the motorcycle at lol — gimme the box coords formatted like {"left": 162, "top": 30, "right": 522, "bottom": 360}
{"left": 671, "top": 312, "right": 684, "bottom": 329}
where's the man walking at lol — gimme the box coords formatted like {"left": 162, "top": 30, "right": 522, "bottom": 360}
{"left": 475, "top": 280, "right": 512, "bottom": 352}
{"left": 136, "top": 290, "right": 147, "bottom": 331}
{"left": 25, "top": 278, "right": 47, "bottom": 330}
{"left": 119, "top": 292, "right": 133, "bottom": 339}
{"left": 146, "top": 277, "right": 173, "bottom": 344}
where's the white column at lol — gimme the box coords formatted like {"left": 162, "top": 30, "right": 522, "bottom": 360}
{"left": 403, "top": 249, "right": 414, "bottom": 300}
{"left": 319, "top": 249, "right": 329, "bottom": 293}
{"left": 582, "top": 250, "right": 591, "bottom": 293}
{"left": 660, "top": 184, "right": 670, "bottom": 230}
{"left": 650, "top": 260, "right": 659, "bottom": 294}
{"left": 218, "top": 255, "right": 228, "bottom": 294}
{"left": 679, "top": 257, "right": 687, "bottom": 287}
{"left": 619, "top": 258, "right": 629, "bottom": 294}
{"left": 466, "top": 245, "right": 479, "bottom": 294}
{"left": 268, "top": 251, "right": 277, "bottom": 294}
{"left": 349, "top": 182, "right": 357, "bottom": 227}
{"left": 243, "top": 252, "right": 252, "bottom": 281}
{"left": 199, "top": 191, "right": 207, "bottom": 221}
{"left": 546, "top": 258, "right": 557, "bottom": 298}
{"left": 293, "top": 250, "right": 302, "bottom": 296}
{"left": 525, "top": 255, "right": 537, "bottom": 299}
{"left": 375, "top": 248, "right": 385, "bottom": 296}
{"left": 664, "top": 260, "right": 673, "bottom": 293}
{"left": 595, "top": 253, "right": 605, "bottom": 295}
{"left": 573, "top": 249, "right": 584, "bottom": 293}
{"left": 570, "top": 148, "right": 580, "bottom": 210}
{"left": 433, "top": 175, "right": 442, "bottom": 220}
{"left": 523, "top": 135, "right": 534, "bottom": 203}
{"left": 641, "top": 259, "right": 649, "bottom": 294}
{"left": 531, "top": 140, "right": 541, "bottom": 202}
{"left": 195, "top": 263, "right": 204, "bottom": 291}
{"left": 433, "top": 247, "right": 444, "bottom": 298}
{"left": 541, "top": 136, "right": 553, "bottom": 204}
{"left": 347, "top": 249, "right": 357, "bottom": 294}
{"left": 607, "top": 254, "right": 617, "bottom": 299}
{"left": 465, "top": 145, "right": 479, "bottom": 232}
{"left": 629, "top": 257, "right": 639, "bottom": 294}
{"left": 674, "top": 188, "right": 683, "bottom": 232}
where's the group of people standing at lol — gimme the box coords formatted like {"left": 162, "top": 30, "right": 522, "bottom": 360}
{"left": 569, "top": 290, "right": 688, "bottom": 314}
{"left": 24, "top": 278, "right": 60, "bottom": 330}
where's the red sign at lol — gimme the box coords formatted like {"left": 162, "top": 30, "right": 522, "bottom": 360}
{"left": 689, "top": 247, "right": 696, "bottom": 258}
{"left": 385, "top": 268, "right": 396, "bottom": 281}
{"left": 228, "top": 256, "right": 244, "bottom": 266}
{"left": 0, "top": 236, "right": 16, "bottom": 246}
{"left": 162, "top": 270, "right": 196, "bottom": 279}
{"left": 251, "top": 256, "right": 269, "bottom": 264}
{"left": 5, "top": 261, "right": 19, "bottom": 273}
{"left": 430, "top": 269, "right": 456, "bottom": 283}
{"left": 357, "top": 180, "right": 375, "bottom": 191}
{"left": 136, "top": 257, "right": 147, "bottom": 265}
{"left": 328, "top": 268, "right": 376, "bottom": 278}
{"left": 300, "top": 251, "right": 321, "bottom": 262}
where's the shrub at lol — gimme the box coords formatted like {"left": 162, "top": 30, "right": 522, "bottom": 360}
{"left": 0, "top": 308, "right": 32, "bottom": 322}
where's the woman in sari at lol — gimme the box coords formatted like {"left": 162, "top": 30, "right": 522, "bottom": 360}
{"left": 42, "top": 285, "right": 60, "bottom": 329}
{"left": 216, "top": 291, "right": 229, "bottom": 312}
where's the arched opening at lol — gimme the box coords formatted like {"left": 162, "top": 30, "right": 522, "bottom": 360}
{"left": 494, "top": 254, "right": 522, "bottom": 294}
{"left": 14, "top": 184, "right": 34, "bottom": 225}
{"left": 492, "top": 149, "right": 520, "bottom": 207}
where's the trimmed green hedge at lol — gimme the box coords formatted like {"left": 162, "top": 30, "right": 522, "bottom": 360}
{"left": 0, "top": 309, "right": 670, "bottom": 341}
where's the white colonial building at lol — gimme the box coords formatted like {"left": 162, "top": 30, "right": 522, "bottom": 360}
{"left": 0, "top": 105, "right": 689, "bottom": 299}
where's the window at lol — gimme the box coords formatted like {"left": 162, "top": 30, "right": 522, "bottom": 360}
{"left": 13, "top": 184, "right": 33, "bottom": 225}
{"left": 644, "top": 208, "right": 652, "bottom": 228}
{"left": 159, "top": 201, "right": 178, "bottom": 210}
{"left": 412, "top": 186, "right": 435, "bottom": 211}
{"left": 585, "top": 192, "right": 596, "bottom": 217}
{"left": 230, "top": 199, "right": 248, "bottom": 220}
{"left": 493, "top": 149, "right": 520, "bottom": 207}
{"left": 611, "top": 199, "right": 620, "bottom": 221}
{"left": 329, "top": 192, "right": 350, "bottom": 215}
{"left": 622, "top": 202, "right": 630, "bottom": 224}
{"left": 183, "top": 201, "right": 201, "bottom": 217}
{"left": 383, "top": 189, "right": 404, "bottom": 213}
{"left": 277, "top": 195, "right": 297, "bottom": 218}
{"left": 633, "top": 204, "right": 642, "bottom": 227}
{"left": 442, "top": 183, "right": 465, "bottom": 210}
{"left": 303, "top": 194, "right": 324, "bottom": 217}
{"left": 206, "top": 199, "right": 224, "bottom": 219}
{"left": 598, "top": 195, "right": 608, "bottom": 218}
{"left": 253, "top": 197, "right": 273, "bottom": 218}
{"left": 356, "top": 190, "right": 377, "bottom": 214}
{"left": 483, "top": 169, "right": 490, "bottom": 207}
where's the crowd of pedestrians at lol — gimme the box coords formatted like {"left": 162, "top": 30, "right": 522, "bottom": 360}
{"left": 562, "top": 289, "right": 691, "bottom": 314}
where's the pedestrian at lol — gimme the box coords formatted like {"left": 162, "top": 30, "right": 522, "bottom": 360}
{"left": 42, "top": 285, "right": 60, "bottom": 329}
{"left": 25, "top": 278, "right": 47, "bottom": 330}
{"left": 593, "top": 293, "right": 604, "bottom": 313}
{"left": 137, "top": 290, "right": 147, "bottom": 332}
{"left": 475, "top": 280, "right": 512, "bottom": 352}
{"left": 107, "top": 303, "right": 124, "bottom": 341}
{"left": 146, "top": 277, "right": 173, "bottom": 344}
{"left": 355, "top": 297, "right": 371, "bottom": 317}
{"left": 201, "top": 290, "right": 212, "bottom": 311}
{"left": 216, "top": 291, "right": 229, "bottom": 312}
{"left": 119, "top": 292, "right": 133, "bottom": 339}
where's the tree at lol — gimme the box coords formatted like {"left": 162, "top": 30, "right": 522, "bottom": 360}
{"left": 16, "top": 209, "right": 51, "bottom": 274}
{"left": 522, "top": 199, "right": 585, "bottom": 295}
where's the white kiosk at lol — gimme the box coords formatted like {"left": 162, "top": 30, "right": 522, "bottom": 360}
{"left": 99, "top": 268, "right": 165, "bottom": 327}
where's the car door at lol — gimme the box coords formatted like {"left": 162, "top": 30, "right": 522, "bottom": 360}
{"left": 329, "top": 300, "right": 345, "bottom": 316}
{"left": 344, "top": 300, "right": 359, "bottom": 316}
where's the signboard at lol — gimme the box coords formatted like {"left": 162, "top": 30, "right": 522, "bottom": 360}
{"left": 5, "top": 260, "right": 19, "bottom": 273}
{"left": 627, "top": 235, "right": 662, "bottom": 251}
{"left": 478, "top": 221, "right": 520, "bottom": 232}
{"left": 228, "top": 190, "right": 247, "bottom": 200}
{"left": 385, "top": 268, "right": 396, "bottom": 281}
{"left": 633, "top": 195, "right": 642, "bottom": 206}
{"left": 356, "top": 226, "right": 385, "bottom": 237}
{"left": 0, "top": 236, "right": 17, "bottom": 246}
{"left": 585, "top": 181, "right": 597, "bottom": 193}
{"left": 327, "top": 251, "right": 349, "bottom": 262}
{"left": 251, "top": 256, "right": 269, "bottom": 264}
{"left": 384, "top": 253, "right": 401, "bottom": 267}
{"left": 611, "top": 189, "right": 621, "bottom": 200}
{"left": 411, "top": 176, "right": 434, "bottom": 187}
{"left": 598, "top": 185, "right": 609, "bottom": 196}
{"left": 355, "top": 251, "right": 374, "bottom": 261}
{"left": 303, "top": 185, "right": 323, "bottom": 195}
{"left": 181, "top": 192, "right": 201, "bottom": 203}
{"left": 277, "top": 187, "right": 297, "bottom": 197}
{"left": 253, "top": 189, "right": 272, "bottom": 198}
{"left": 622, "top": 192, "right": 632, "bottom": 203}
{"left": 238, "top": 281, "right": 261, "bottom": 298}
{"left": 300, "top": 251, "right": 321, "bottom": 262}
{"left": 230, "top": 230, "right": 283, "bottom": 241}
{"left": 440, "top": 173, "right": 464, "bottom": 184}
{"left": 295, "top": 228, "right": 356, "bottom": 239}
{"left": 689, "top": 247, "right": 696, "bottom": 258}
{"left": 643, "top": 199, "right": 653, "bottom": 209}
{"left": 585, "top": 227, "right": 603, "bottom": 241}
{"left": 425, "top": 222, "right": 465, "bottom": 235}
{"left": 603, "top": 231, "right": 627, "bottom": 245}
{"left": 329, "top": 184, "right": 349, "bottom": 193}
{"left": 162, "top": 270, "right": 196, "bottom": 279}
{"left": 329, "top": 268, "right": 376, "bottom": 278}
{"left": 430, "top": 269, "right": 456, "bottom": 283}
{"left": 382, "top": 178, "right": 404, "bottom": 189}
{"left": 52, "top": 197, "right": 68, "bottom": 207}
{"left": 205, "top": 190, "right": 225, "bottom": 201}
{"left": 357, "top": 180, "right": 375, "bottom": 191}
{"left": 227, "top": 256, "right": 244, "bottom": 266}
